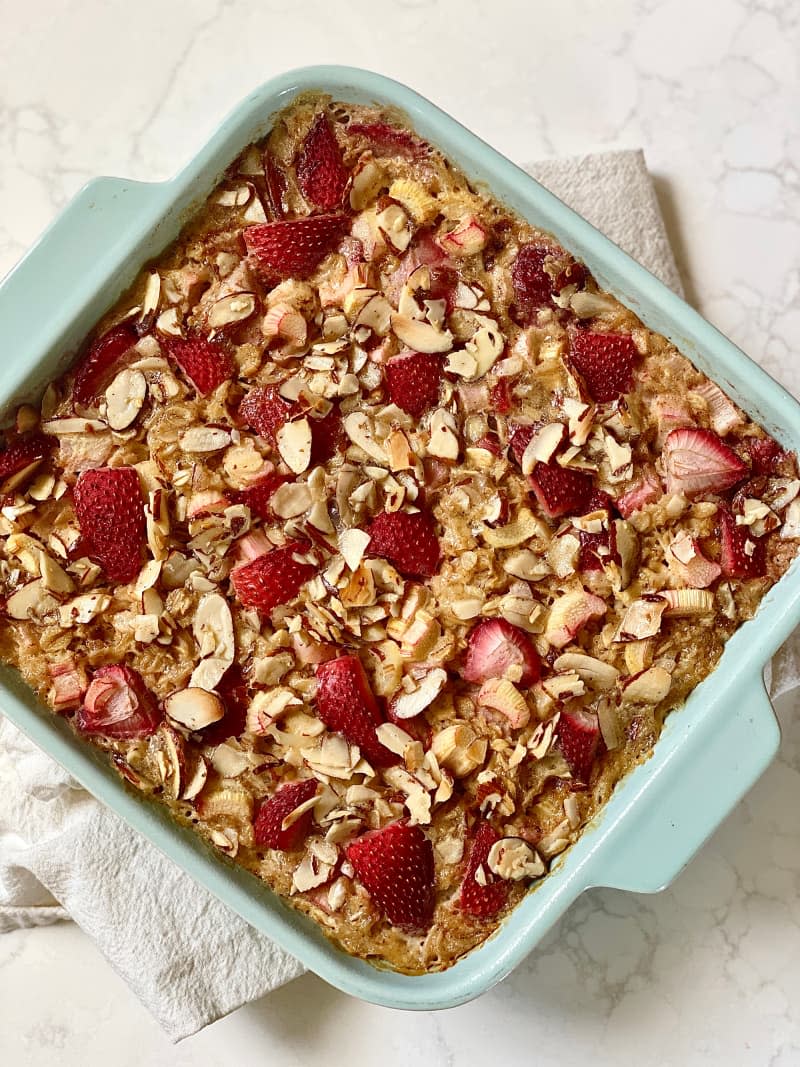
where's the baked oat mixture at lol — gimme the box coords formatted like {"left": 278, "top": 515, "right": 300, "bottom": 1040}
{"left": 1, "top": 93, "right": 798, "bottom": 972}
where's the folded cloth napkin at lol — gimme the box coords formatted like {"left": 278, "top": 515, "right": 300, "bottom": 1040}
{"left": 1, "top": 148, "right": 798, "bottom": 1042}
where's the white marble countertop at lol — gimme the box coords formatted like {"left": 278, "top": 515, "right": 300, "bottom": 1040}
{"left": 1, "top": 0, "right": 799, "bottom": 1063}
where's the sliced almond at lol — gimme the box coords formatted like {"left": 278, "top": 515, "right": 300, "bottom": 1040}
{"left": 391, "top": 668, "right": 447, "bottom": 719}
{"left": 207, "top": 292, "right": 256, "bottom": 329}
{"left": 276, "top": 418, "right": 312, "bottom": 474}
{"left": 553, "top": 652, "right": 620, "bottom": 691}
{"left": 520, "top": 423, "right": 566, "bottom": 474}
{"left": 391, "top": 313, "right": 453, "bottom": 354}
{"left": 427, "top": 408, "right": 459, "bottom": 460}
{"left": 486, "top": 837, "right": 545, "bottom": 881}
{"left": 179, "top": 426, "right": 231, "bottom": 453}
{"left": 481, "top": 507, "right": 541, "bottom": 548}
{"left": 350, "top": 158, "right": 386, "bottom": 211}
{"left": 271, "top": 481, "right": 312, "bottom": 519}
{"left": 105, "top": 368, "right": 147, "bottom": 431}
{"left": 338, "top": 528, "right": 371, "bottom": 571}
{"left": 354, "top": 293, "right": 393, "bottom": 336}
{"left": 622, "top": 666, "right": 672, "bottom": 704}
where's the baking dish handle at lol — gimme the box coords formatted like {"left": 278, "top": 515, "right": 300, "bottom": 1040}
{"left": 591, "top": 672, "right": 780, "bottom": 894}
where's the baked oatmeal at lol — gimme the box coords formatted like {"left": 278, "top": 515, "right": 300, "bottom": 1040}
{"left": 1, "top": 93, "right": 798, "bottom": 972}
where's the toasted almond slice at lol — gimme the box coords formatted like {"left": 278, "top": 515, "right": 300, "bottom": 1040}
{"left": 622, "top": 666, "right": 672, "bottom": 704}
{"left": 615, "top": 598, "right": 666, "bottom": 641}
{"left": 427, "top": 408, "right": 459, "bottom": 460}
{"left": 354, "top": 293, "right": 393, "bottom": 336}
{"left": 350, "top": 158, "right": 386, "bottom": 211}
{"left": 105, "top": 368, "right": 147, "bottom": 431}
{"left": 391, "top": 668, "right": 448, "bottom": 719}
{"left": 207, "top": 292, "right": 256, "bottom": 329}
{"left": 179, "top": 426, "right": 231, "bottom": 453}
{"left": 271, "top": 481, "right": 312, "bottom": 519}
{"left": 338, "top": 528, "right": 371, "bottom": 571}
{"left": 553, "top": 653, "right": 620, "bottom": 691}
{"left": 487, "top": 837, "right": 545, "bottom": 881}
{"left": 277, "top": 418, "right": 312, "bottom": 474}
{"left": 481, "top": 507, "right": 541, "bottom": 548}
{"left": 465, "top": 322, "right": 504, "bottom": 377}
{"left": 42, "top": 418, "right": 107, "bottom": 434}
{"left": 520, "top": 423, "right": 566, "bottom": 474}
{"left": 7, "top": 579, "right": 57, "bottom": 620}
{"left": 342, "top": 412, "right": 388, "bottom": 462}
{"left": 391, "top": 313, "right": 453, "bottom": 354}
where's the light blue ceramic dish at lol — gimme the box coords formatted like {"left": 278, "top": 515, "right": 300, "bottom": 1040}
{"left": 1, "top": 65, "right": 799, "bottom": 1010}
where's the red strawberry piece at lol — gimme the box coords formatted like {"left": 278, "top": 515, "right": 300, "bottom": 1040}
{"left": 315, "top": 654, "right": 395, "bottom": 767}
{"left": 227, "top": 471, "right": 290, "bottom": 520}
{"left": 74, "top": 466, "right": 144, "bottom": 583}
{"left": 427, "top": 265, "right": 460, "bottom": 312}
{"left": 77, "top": 665, "right": 161, "bottom": 740}
{"left": 462, "top": 618, "right": 541, "bottom": 688}
{"left": 244, "top": 214, "right": 349, "bottom": 278}
{"left": 72, "top": 322, "right": 139, "bottom": 405}
{"left": 490, "top": 379, "right": 513, "bottom": 415}
{"left": 231, "top": 540, "right": 316, "bottom": 613}
{"left": 475, "top": 434, "right": 501, "bottom": 456}
{"left": 296, "top": 113, "right": 349, "bottom": 212}
{"left": 264, "top": 151, "right": 287, "bottom": 219}
{"left": 366, "top": 510, "right": 440, "bottom": 578}
{"left": 529, "top": 462, "right": 595, "bottom": 519}
{"left": 161, "top": 335, "right": 235, "bottom": 396}
{"left": 385, "top": 352, "right": 443, "bottom": 418}
{"left": 0, "top": 433, "right": 54, "bottom": 490}
{"left": 346, "top": 121, "right": 428, "bottom": 159}
{"left": 578, "top": 522, "right": 618, "bottom": 572}
{"left": 557, "top": 709, "right": 601, "bottom": 784}
{"left": 568, "top": 330, "right": 638, "bottom": 403}
{"left": 662, "top": 427, "right": 748, "bottom": 498}
{"left": 238, "top": 384, "right": 296, "bottom": 441}
{"left": 309, "top": 405, "right": 344, "bottom": 464}
{"left": 745, "top": 435, "right": 785, "bottom": 475}
{"left": 254, "top": 777, "right": 318, "bottom": 851}
{"left": 346, "top": 819, "right": 436, "bottom": 932}
{"left": 511, "top": 244, "right": 555, "bottom": 325}
{"left": 508, "top": 423, "right": 534, "bottom": 465}
{"left": 385, "top": 696, "right": 433, "bottom": 748}
{"left": 202, "top": 664, "right": 249, "bottom": 745}
{"left": 459, "top": 822, "right": 508, "bottom": 919}
{"left": 719, "top": 508, "right": 766, "bottom": 579}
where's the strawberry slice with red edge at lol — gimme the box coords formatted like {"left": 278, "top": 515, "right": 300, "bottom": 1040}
{"left": 315, "top": 654, "right": 396, "bottom": 768}
{"left": 346, "top": 122, "right": 428, "bottom": 159}
{"left": 77, "top": 665, "right": 161, "bottom": 740}
{"left": 459, "top": 822, "right": 509, "bottom": 919}
{"left": 662, "top": 427, "right": 748, "bottom": 498}
{"left": 72, "top": 322, "right": 139, "bottom": 405}
{"left": 568, "top": 330, "right": 639, "bottom": 403}
{"left": 231, "top": 540, "right": 316, "bottom": 613}
{"left": 557, "top": 709, "right": 601, "bottom": 784}
{"left": 462, "top": 619, "right": 541, "bottom": 688}
{"left": 719, "top": 508, "right": 766, "bottom": 579}
{"left": 508, "top": 423, "right": 534, "bottom": 465}
{"left": 74, "top": 466, "right": 145, "bottom": 583}
{"left": 0, "top": 433, "right": 54, "bottom": 490}
{"left": 385, "top": 352, "right": 443, "bottom": 418}
{"left": 529, "top": 462, "right": 595, "bottom": 519}
{"left": 254, "top": 777, "right": 319, "bottom": 851}
{"left": 346, "top": 819, "right": 436, "bottom": 932}
{"left": 161, "top": 335, "right": 235, "bottom": 396}
{"left": 744, "top": 435, "right": 786, "bottom": 475}
{"left": 244, "top": 214, "right": 349, "bottom": 278}
{"left": 226, "top": 471, "right": 290, "bottom": 520}
{"left": 511, "top": 244, "right": 556, "bottom": 325}
{"left": 366, "top": 510, "right": 440, "bottom": 578}
{"left": 238, "top": 384, "right": 296, "bottom": 441}
{"left": 296, "top": 113, "right": 350, "bottom": 211}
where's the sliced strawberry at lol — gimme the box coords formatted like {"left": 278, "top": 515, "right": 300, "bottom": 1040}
{"left": 72, "top": 322, "right": 139, "bottom": 405}
{"left": 462, "top": 619, "right": 540, "bottom": 688}
{"left": 201, "top": 664, "right": 249, "bottom": 745}
{"left": 315, "top": 654, "right": 396, "bottom": 767}
{"left": 617, "top": 467, "right": 663, "bottom": 517}
{"left": 161, "top": 335, "right": 235, "bottom": 396}
{"left": 309, "top": 405, "right": 344, "bottom": 464}
{"left": 346, "top": 819, "right": 435, "bottom": 932}
{"left": 77, "top": 665, "right": 161, "bottom": 740}
{"left": 385, "top": 352, "right": 443, "bottom": 418}
{"left": 227, "top": 471, "right": 290, "bottom": 520}
{"left": 230, "top": 540, "right": 316, "bottom": 613}
{"left": 719, "top": 509, "right": 766, "bottom": 579}
{"left": 578, "top": 522, "right": 618, "bottom": 572}
{"left": 74, "top": 466, "right": 144, "bottom": 583}
{"left": 459, "top": 822, "right": 508, "bottom": 919}
{"left": 508, "top": 423, "right": 534, "bottom": 465}
{"left": 529, "top": 462, "right": 595, "bottom": 519}
{"left": 238, "top": 384, "right": 296, "bottom": 441}
{"left": 490, "top": 379, "right": 513, "bottom": 415}
{"left": 296, "top": 113, "right": 349, "bottom": 212}
{"left": 263, "top": 151, "right": 287, "bottom": 219}
{"left": 662, "top": 427, "right": 748, "bottom": 498}
{"left": 511, "top": 243, "right": 555, "bottom": 325}
{"left": 557, "top": 709, "right": 601, "bottom": 784}
{"left": 244, "top": 214, "right": 349, "bottom": 278}
{"left": 744, "top": 435, "right": 785, "bottom": 475}
{"left": 366, "top": 510, "right": 440, "bottom": 578}
{"left": 569, "top": 331, "right": 638, "bottom": 403}
{"left": 0, "top": 433, "right": 54, "bottom": 490}
{"left": 346, "top": 121, "right": 428, "bottom": 159}
{"left": 254, "top": 777, "right": 318, "bottom": 851}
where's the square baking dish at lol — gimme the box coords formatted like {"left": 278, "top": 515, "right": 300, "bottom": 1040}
{"left": 1, "top": 65, "right": 799, "bottom": 1010}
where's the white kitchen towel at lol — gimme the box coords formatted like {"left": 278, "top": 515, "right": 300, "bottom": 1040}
{"left": 1, "top": 148, "right": 798, "bottom": 1042}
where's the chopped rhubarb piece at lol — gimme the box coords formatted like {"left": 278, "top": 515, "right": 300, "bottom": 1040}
{"left": 617, "top": 467, "right": 663, "bottom": 517}
{"left": 244, "top": 214, "right": 349, "bottom": 278}
{"left": 719, "top": 509, "right": 766, "bottom": 579}
{"left": 662, "top": 427, "right": 748, "bottom": 498}
{"left": 315, "top": 655, "right": 396, "bottom": 767}
{"left": 529, "top": 462, "right": 595, "bottom": 519}
{"left": 385, "top": 352, "right": 443, "bottom": 418}
{"left": 568, "top": 331, "right": 638, "bottom": 403}
{"left": 669, "top": 532, "right": 722, "bottom": 588}
{"left": 296, "top": 113, "right": 349, "bottom": 211}
{"left": 161, "top": 335, "right": 235, "bottom": 396}
{"left": 254, "top": 778, "right": 318, "bottom": 851}
{"left": 459, "top": 822, "right": 508, "bottom": 919}
{"left": 74, "top": 466, "right": 144, "bottom": 584}
{"left": 72, "top": 322, "right": 138, "bottom": 405}
{"left": 462, "top": 619, "right": 540, "bottom": 688}
{"left": 48, "top": 657, "right": 85, "bottom": 712}
{"left": 77, "top": 665, "right": 161, "bottom": 740}
{"left": 545, "top": 588, "right": 607, "bottom": 649}
{"left": 346, "top": 820, "right": 435, "bottom": 932}
{"left": 231, "top": 540, "right": 316, "bottom": 613}
{"left": 557, "top": 709, "right": 601, "bottom": 784}
{"left": 365, "top": 509, "right": 440, "bottom": 578}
